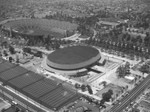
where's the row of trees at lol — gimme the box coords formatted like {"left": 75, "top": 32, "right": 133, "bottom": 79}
{"left": 97, "top": 25, "right": 150, "bottom": 48}
{"left": 74, "top": 83, "right": 93, "bottom": 94}
{"left": 83, "top": 35, "right": 150, "bottom": 59}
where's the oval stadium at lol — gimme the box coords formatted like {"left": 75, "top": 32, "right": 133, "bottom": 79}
{"left": 2, "top": 18, "right": 78, "bottom": 38}
{"left": 42, "top": 46, "right": 102, "bottom": 74}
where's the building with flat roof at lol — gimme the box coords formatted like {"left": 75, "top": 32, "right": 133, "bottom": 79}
{"left": 0, "top": 59, "right": 81, "bottom": 112}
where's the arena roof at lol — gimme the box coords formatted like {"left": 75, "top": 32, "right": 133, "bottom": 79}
{"left": 2, "top": 19, "right": 78, "bottom": 38}
{"left": 0, "top": 60, "right": 81, "bottom": 111}
{"left": 47, "top": 46, "right": 101, "bottom": 70}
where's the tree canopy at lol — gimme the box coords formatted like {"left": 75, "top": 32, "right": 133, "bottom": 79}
{"left": 139, "top": 64, "right": 150, "bottom": 74}
{"left": 9, "top": 45, "right": 15, "bottom": 54}
{"left": 116, "top": 62, "right": 131, "bottom": 78}
{"left": 102, "top": 89, "right": 113, "bottom": 102}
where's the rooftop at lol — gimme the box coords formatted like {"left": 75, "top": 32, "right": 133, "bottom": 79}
{"left": 0, "top": 60, "right": 81, "bottom": 111}
{"left": 0, "top": 61, "right": 17, "bottom": 73}
{"left": 48, "top": 46, "right": 99, "bottom": 64}
{"left": 0, "top": 66, "right": 29, "bottom": 82}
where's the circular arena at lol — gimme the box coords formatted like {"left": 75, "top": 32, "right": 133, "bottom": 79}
{"left": 2, "top": 18, "right": 78, "bottom": 38}
{"left": 46, "top": 46, "right": 101, "bottom": 71}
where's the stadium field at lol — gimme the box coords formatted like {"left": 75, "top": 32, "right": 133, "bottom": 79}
{"left": 2, "top": 19, "right": 78, "bottom": 38}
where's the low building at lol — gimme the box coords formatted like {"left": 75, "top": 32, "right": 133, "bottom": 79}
{"left": 124, "top": 75, "right": 135, "bottom": 84}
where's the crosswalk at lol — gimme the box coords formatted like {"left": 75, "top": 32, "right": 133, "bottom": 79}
{"left": 107, "top": 63, "right": 119, "bottom": 70}
{"left": 87, "top": 73, "right": 105, "bottom": 83}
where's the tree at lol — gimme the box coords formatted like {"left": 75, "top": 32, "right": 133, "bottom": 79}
{"left": 139, "top": 64, "right": 149, "bottom": 74}
{"left": 15, "top": 106, "right": 20, "bottom": 112}
{"left": 74, "top": 83, "right": 80, "bottom": 89}
{"left": 137, "top": 35, "right": 142, "bottom": 43}
{"left": 9, "top": 45, "right": 15, "bottom": 54}
{"left": 1, "top": 109, "right": 6, "bottom": 112}
{"left": 102, "top": 89, "right": 113, "bottom": 102}
{"left": 3, "top": 50, "right": 8, "bottom": 56}
{"left": 124, "top": 62, "right": 130, "bottom": 74}
{"left": 102, "top": 81, "right": 107, "bottom": 87}
{"left": 108, "top": 89, "right": 113, "bottom": 95}
{"left": 116, "top": 66, "right": 126, "bottom": 78}
{"left": 16, "top": 56, "right": 19, "bottom": 63}
{"left": 81, "top": 84, "right": 86, "bottom": 92}
{"left": 9, "top": 57, "right": 13, "bottom": 63}
{"left": 1, "top": 41, "right": 8, "bottom": 48}
{"left": 126, "top": 34, "right": 131, "bottom": 41}
{"left": 116, "top": 62, "right": 131, "bottom": 78}
{"left": 100, "top": 99, "right": 105, "bottom": 105}
{"left": 23, "top": 47, "right": 31, "bottom": 53}
{"left": 35, "top": 51, "right": 43, "bottom": 58}
{"left": 87, "top": 85, "right": 93, "bottom": 94}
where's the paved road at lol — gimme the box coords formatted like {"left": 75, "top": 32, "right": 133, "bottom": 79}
{"left": 108, "top": 74, "right": 150, "bottom": 112}
{"left": 0, "top": 85, "right": 45, "bottom": 112}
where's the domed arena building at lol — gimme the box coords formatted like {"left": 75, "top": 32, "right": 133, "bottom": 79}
{"left": 1, "top": 18, "right": 78, "bottom": 38}
{"left": 42, "top": 45, "right": 103, "bottom": 75}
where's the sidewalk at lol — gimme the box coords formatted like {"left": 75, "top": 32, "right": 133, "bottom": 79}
{"left": 101, "top": 52, "right": 140, "bottom": 65}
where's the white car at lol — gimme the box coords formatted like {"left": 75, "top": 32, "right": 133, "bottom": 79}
{"left": 12, "top": 101, "right": 17, "bottom": 105}
{"left": 119, "top": 102, "right": 122, "bottom": 105}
